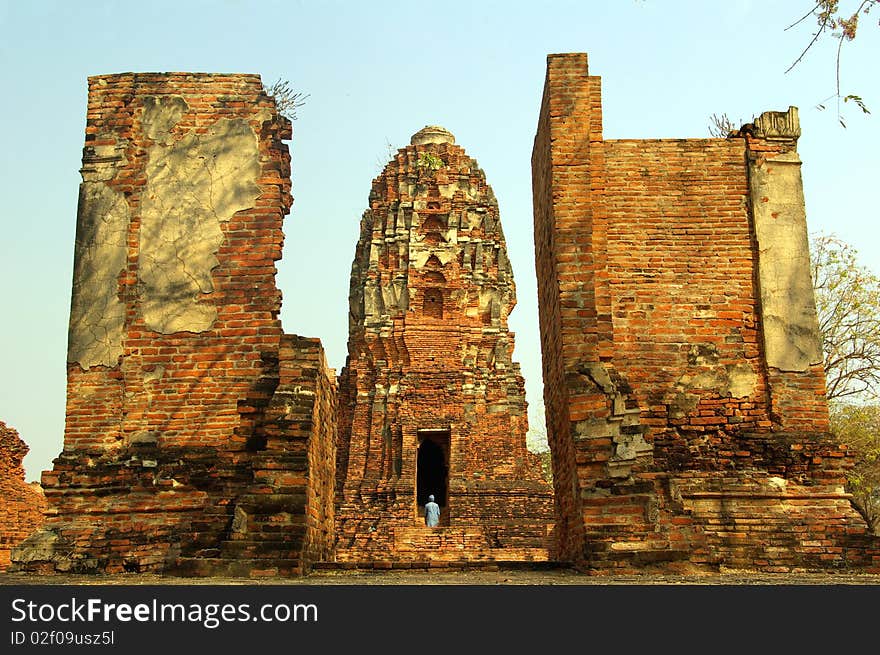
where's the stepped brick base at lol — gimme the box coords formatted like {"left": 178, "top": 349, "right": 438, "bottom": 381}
{"left": 335, "top": 525, "right": 551, "bottom": 563}
{"left": 313, "top": 560, "right": 563, "bottom": 572}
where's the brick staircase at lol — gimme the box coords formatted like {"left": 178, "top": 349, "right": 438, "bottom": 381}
{"left": 173, "top": 452, "right": 313, "bottom": 577}
{"left": 332, "top": 524, "right": 551, "bottom": 567}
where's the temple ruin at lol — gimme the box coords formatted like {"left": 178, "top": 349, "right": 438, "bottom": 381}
{"left": 532, "top": 53, "right": 879, "bottom": 571}
{"left": 12, "top": 73, "right": 337, "bottom": 576}
{"left": 0, "top": 421, "right": 47, "bottom": 570}
{"left": 8, "top": 54, "right": 879, "bottom": 576}
{"left": 334, "top": 126, "right": 554, "bottom": 563}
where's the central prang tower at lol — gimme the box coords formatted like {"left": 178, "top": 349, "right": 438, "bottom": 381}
{"left": 334, "top": 126, "right": 553, "bottom": 563}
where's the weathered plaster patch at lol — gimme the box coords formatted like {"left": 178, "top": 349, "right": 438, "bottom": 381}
{"left": 688, "top": 343, "right": 720, "bottom": 366}
{"left": 410, "top": 125, "right": 455, "bottom": 146}
{"left": 478, "top": 288, "right": 505, "bottom": 316}
{"left": 675, "top": 357, "right": 757, "bottom": 399}
{"left": 380, "top": 280, "right": 409, "bottom": 313}
{"left": 68, "top": 182, "right": 130, "bottom": 368}
{"left": 668, "top": 392, "right": 699, "bottom": 419}
{"left": 141, "top": 96, "right": 188, "bottom": 145}
{"left": 435, "top": 184, "right": 455, "bottom": 199}
{"left": 466, "top": 211, "right": 482, "bottom": 230}
{"left": 609, "top": 432, "right": 652, "bottom": 476}
{"left": 725, "top": 362, "right": 758, "bottom": 398}
{"left": 139, "top": 117, "right": 262, "bottom": 333}
{"left": 750, "top": 150, "right": 823, "bottom": 372}
{"left": 675, "top": 369, "right": 727, "bottom": 392}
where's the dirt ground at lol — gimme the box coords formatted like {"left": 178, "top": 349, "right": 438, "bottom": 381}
{"left": 3, "top": 567, "right": 879, "bottom": 585}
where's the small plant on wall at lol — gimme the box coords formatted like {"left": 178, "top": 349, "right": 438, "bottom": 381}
{"left": 416, "top": 152, "right": 444, "bottom": 178}
{"left": 263, "top": 78, "right": 308, "bottom": 121}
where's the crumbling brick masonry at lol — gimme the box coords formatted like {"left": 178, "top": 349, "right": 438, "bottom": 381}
{"left": 0, "top": 421, "right": 47, "bottom": 570}
{"left": 9, "top": 56, "right": 879, "bottom": 578}
{"left": 11, "top": 73, "right": 336, "bottom": 577}
{"left": 334, "top": 126, "right": 554, "bottom": 563}
{"left": 532, "top": 53, "right": 880, "bottom": 572}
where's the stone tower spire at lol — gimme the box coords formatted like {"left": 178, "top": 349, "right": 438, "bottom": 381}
{"left": 334, "top": 127, "right": 553, "bottom": 563}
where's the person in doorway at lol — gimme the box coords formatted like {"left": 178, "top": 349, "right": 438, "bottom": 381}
{"left": 424, "top": 494, "right": 440, "bottom": 527}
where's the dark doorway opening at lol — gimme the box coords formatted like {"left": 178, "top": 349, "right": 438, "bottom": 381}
{"left": 417, "top": 430, "right": 449, "bottom": 523}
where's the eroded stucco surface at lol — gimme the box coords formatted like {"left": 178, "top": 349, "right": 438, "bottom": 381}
{"left": 750, "top": 151, "right": 823, "bottom": 372}
{"left": 141, "top": 95, "right": 188, "bottom": 145}
{"left": 68, "top": 181, "right": 130, "bottom": 368}
{"left": 138, "top": 109, "right": 262, "bottom": 333}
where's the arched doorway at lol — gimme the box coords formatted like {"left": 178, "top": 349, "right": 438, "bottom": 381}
{"left": 417, "top": 430, "right": 449, "bottom": 524}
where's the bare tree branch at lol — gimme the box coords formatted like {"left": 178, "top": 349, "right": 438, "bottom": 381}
{"left": 785, "top": 1, "right": 877, "bottom": 124}
{"left": 810, "top": 232, "right": 880, "bottom": 402}
{"left": 785, "top": 10, "right": 833, "bottom": 74}
{"left": 785, "top": 1, "right": 824, "bottom": 31}
{"left": 707, "top": 113, "right": 740, "bottom": 138}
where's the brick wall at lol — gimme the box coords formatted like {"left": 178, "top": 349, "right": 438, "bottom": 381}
{"left": 174, "top": 336, "right": 338, "bottom": 577}
{"left": 12, "top": 74, "right": 337, "bottom": 577}
{"left": 282, "top": 336, "right": 337, "bottom": 570}
{"left": 604, "top": 137, "right": 772, "bottom": 467}
{"left": 532, "top": 62, "right": 584, "bottom": 562}
{"left": 532, "top": 53, "right": 880, "bottom": 573}
{"left": 0, "top": 421, "right": 47, "bottom": 570}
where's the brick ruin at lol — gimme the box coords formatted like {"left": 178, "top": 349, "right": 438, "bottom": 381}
{"left": 8, "top": 56, "right": 879, "bottom": 576}
{"left": 11, "top": 74, "right": 337, "bottom": 576}
{"left": 532, "top": 53, "right": 879, "bottom": 572}
{"left": 0, "top": 421, "right": 47, "bottom": 570}
{"left": 334, "top": 126, "right": 554, "bottom": 563}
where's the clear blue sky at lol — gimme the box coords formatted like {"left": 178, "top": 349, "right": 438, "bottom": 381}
{"left": 1, "top": 0, "right": 878, "bottom": 480}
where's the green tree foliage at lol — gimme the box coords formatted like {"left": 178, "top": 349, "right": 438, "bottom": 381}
{"left": 416, "top": 152, "right": 444, "bottom": 177}
{"left": 810, "top": 233, "right": 880, "bottom": 533}
{"left": 810, "top": 233, "right": 880, "bottom": 401}
{"left": 829, "top": 403, "right": 880, "bottom": 533}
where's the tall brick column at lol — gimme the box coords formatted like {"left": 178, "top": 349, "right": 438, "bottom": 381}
{"left": 743, "top": 108, "right": 830, "bottom": 432}
{"left": 533, "top": 53, "right": 879, "bottom": 572}
{"left": 12, "top": 74, "right": 336, "bottom": 576}
{"left": 532, "top": 54, "right": 650, "bottom": 562}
